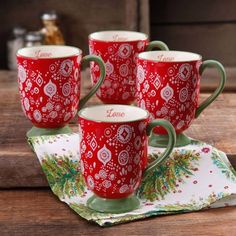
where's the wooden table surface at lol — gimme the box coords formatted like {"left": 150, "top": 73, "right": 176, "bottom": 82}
{"left": 1, "top": 189, "right": 236, "bottom": 236}
{"left": 0, "top": 70, "right": 236, "bottom": 235}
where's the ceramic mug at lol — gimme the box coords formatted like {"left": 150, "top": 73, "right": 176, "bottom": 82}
{"left": 78, "top": 105, "right": 176, "bottom": 213}
{"left": 17, "top": 45, "right": 105, "bottom": 137}
{"left": 89, "top": 30, "right": 168, "bottom": 104}
{"left": 136, "top": 51, "right": 226, "bottom": 147}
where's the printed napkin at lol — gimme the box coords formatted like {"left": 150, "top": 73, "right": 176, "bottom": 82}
{"left": 29, "top": 133, "right": 236, "bottom": 226}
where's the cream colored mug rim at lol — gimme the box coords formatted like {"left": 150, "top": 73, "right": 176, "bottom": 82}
{"left": 89, "top": 30, "right": 148, "bottom": 42}
{"left": 78, "top": 104, "right": 149, "bottom": 123}
{"left": 17, "top": 45, "right": 82, "bottom": 59}
{"left": 138, "top": 50, "right": 202, "bottom": 63}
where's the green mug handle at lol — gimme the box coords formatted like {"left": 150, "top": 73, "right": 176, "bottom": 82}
{"left": 144, "top": 119, "right": 176, "bottom": 177}
{"left": 79, "top": 55, "right": 106, "bottom": 110}
{"left": 195, "top": 60, "right": 226, "bottom": 118}
{"left": 146, "top": 41, "right": 169, "bottom": 51}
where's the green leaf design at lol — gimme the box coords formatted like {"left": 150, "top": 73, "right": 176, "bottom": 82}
{"left": 41, "top": 154, "right": 85, "bottom": 199}
{"left": 29, "top": 134, "right": 68, "bottom": 146}
{"left": 137, "top": 149, "right": 201, "bottom": 201}
{"left": 28, "top": 135, "right": 56, "bottom": 149}
{"left": 211, "top": 149, "right": 236, "bottom": 182}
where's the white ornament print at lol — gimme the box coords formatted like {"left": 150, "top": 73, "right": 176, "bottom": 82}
{"left": 99, "top": 170, "right": 107, "bottom": 179}
{"left": 36, "top": 74, "right": 43, "bottom": 87}
{"left": 34, "top": 87, "right": 39, "bottom": 94}
{"left": 18, "top": 65, "right": 27, "bottom": 83}
{"left": 85, "top": 151, "right": 93, "bottom": 159}
{"left": 134, "top": 153, "right": 140, "bottom": 165}
{"left": 140, "top": 99, "right": 146, "bottom": 110}
{"left": 104, "top": 79, "right": 111, "bottom": 88}
{"left": 179, "top": 63, "right": 191, "bottom": 81}
{"left": 117, "top": 125, "right": 132, "bottom": 143}
{"left": 102, "top": 180, "right": 111, "bottom": 189}
{"left": 104, "top": 128, "right": 112, "bottom": 137}
{"left": 108, "top": 46, "right": 114, "bottom": 54}
{"left": 55, "top": 103, "right": 61, "bottom": 111}
{"left": 118, "top": 44, "right": 131, "bottom": 59}
{"left": 137, "top": 82, "right": 141, "bottom": 92}
{"left": 89, "top": 137, "right": 98, "bottom": 151}
{"left": 107, "top": 88, "right": 115, "bottom": 96}
{"left": 138, "top": 122, "right": 146, "bottom": 133}
{"left": 81, "top": 141, "right": 86, "bottom": 154}
{"left": 63, "top": 112, "right": 71, "bottom": 121}
{"left": 119, "top": 64, "right": 129, "bottom": 77}
{"left": 25, "top": 79, "right": 32, "bottom": 90}
{"left": 134, "top": 136, "right": 142, "bottom": 150}
{"left": 23, "top": 97, "right": 30, "bottom": 111}
{"left": 160, "top": 83, "right": 174, "bottom": 102}
{"left": 191, "top": 90, "right": 197, "bottom": 102}
{"left": 156, "top": 110, "right": 162, "bottom": 116}
{"left": 62, "top": 82, "right": 71, "bottom": 97}
{"left": 60, "top": 59, "right": 73, "bottom": 77}
{"left": 119, "top": 184, "right": 129, "bottom": 194}
{"left": 161, "top": 106, "right": 168, "bottom": 115}
{"left": 177, "top": 120, "right": 185, "bottom": 130}
{"left": 169, "top": 108, "right": 176, "bottom": 116}
{"left": 97, "top": 145, "right": 112, "bottom": 165}
{"left": 49, "top": 63, "right": 57, "bottom": 73}
{"left": 87, "top": 175, "right": 94, "bottom": 190}
{"left": 109, "top": 172, "right": 116, "bottom": 181}
{"left": 49, "top": 111, "right": 58, "bottom": 119}
{"left": 137, "top": 65, "right": 145, "bottom": 84}
{"left": 150, "top": 90, "right": 156, "bottom": 97}
{"left": 46, "top": 102, "right": 53, "bottom": 111}
{"left": 143, "top": 80, "right": 150, "bottom": 92}
{"left": 74, "top": 68, "right": 79, "bottom": 81}
{"left": 44, "top": 80, "right": 57, "bottom": 98}
{"left": 167, "top": 67, "right": 175, "bottom": 76}
{"left": 153, "top": 75, "right": 161, "bottom": 90}
{"left": 33, "top": 110, "right": 42, "bottom": 122}
{"left": 122, "top": 92, "right": 130, "bottom": 100}
{"left": 105, "top": 60, "right": 114, "bottom": 76}
{"left": 179, "top": 87, "right": 188, "bottom": 102}
{"left": 118, "top": 150, "right": 129, "bottom": 166}
{"left": 74, "top": 84, "right": 79, "bottom": 94}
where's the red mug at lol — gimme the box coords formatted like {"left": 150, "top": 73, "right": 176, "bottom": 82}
{"left": 78, "top": 104, "right": 176, "bottom": 213}
{"left": 89, "top": 30, "right": 168, "bottom": 104}
{"left": 136, "top": 51, "right": 226, "bottom": 147}
{"left": 17, "top": 45, "right": 105, "bottom": 137}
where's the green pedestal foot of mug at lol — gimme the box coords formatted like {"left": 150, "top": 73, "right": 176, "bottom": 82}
{"left": 26, "top": 125, "right": 72, "bottom": 138}
{"left": 149, "top": 132, "right": 191, "bottom": 147}
{"left": 87, "top": 194, "right": 140, "bottom": 213}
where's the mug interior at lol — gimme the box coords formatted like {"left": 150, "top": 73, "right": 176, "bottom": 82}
{"left": 17, "top": 45, "right": 81, "bottom": 59}
{"left": 79, "top": 105, "right": 148, "bottom": 122}
{"left": 138, "top": 51, "right": 202, "bottom": 62}
{"left": 89, "top": 31, "right": 148, "bottom": 42}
